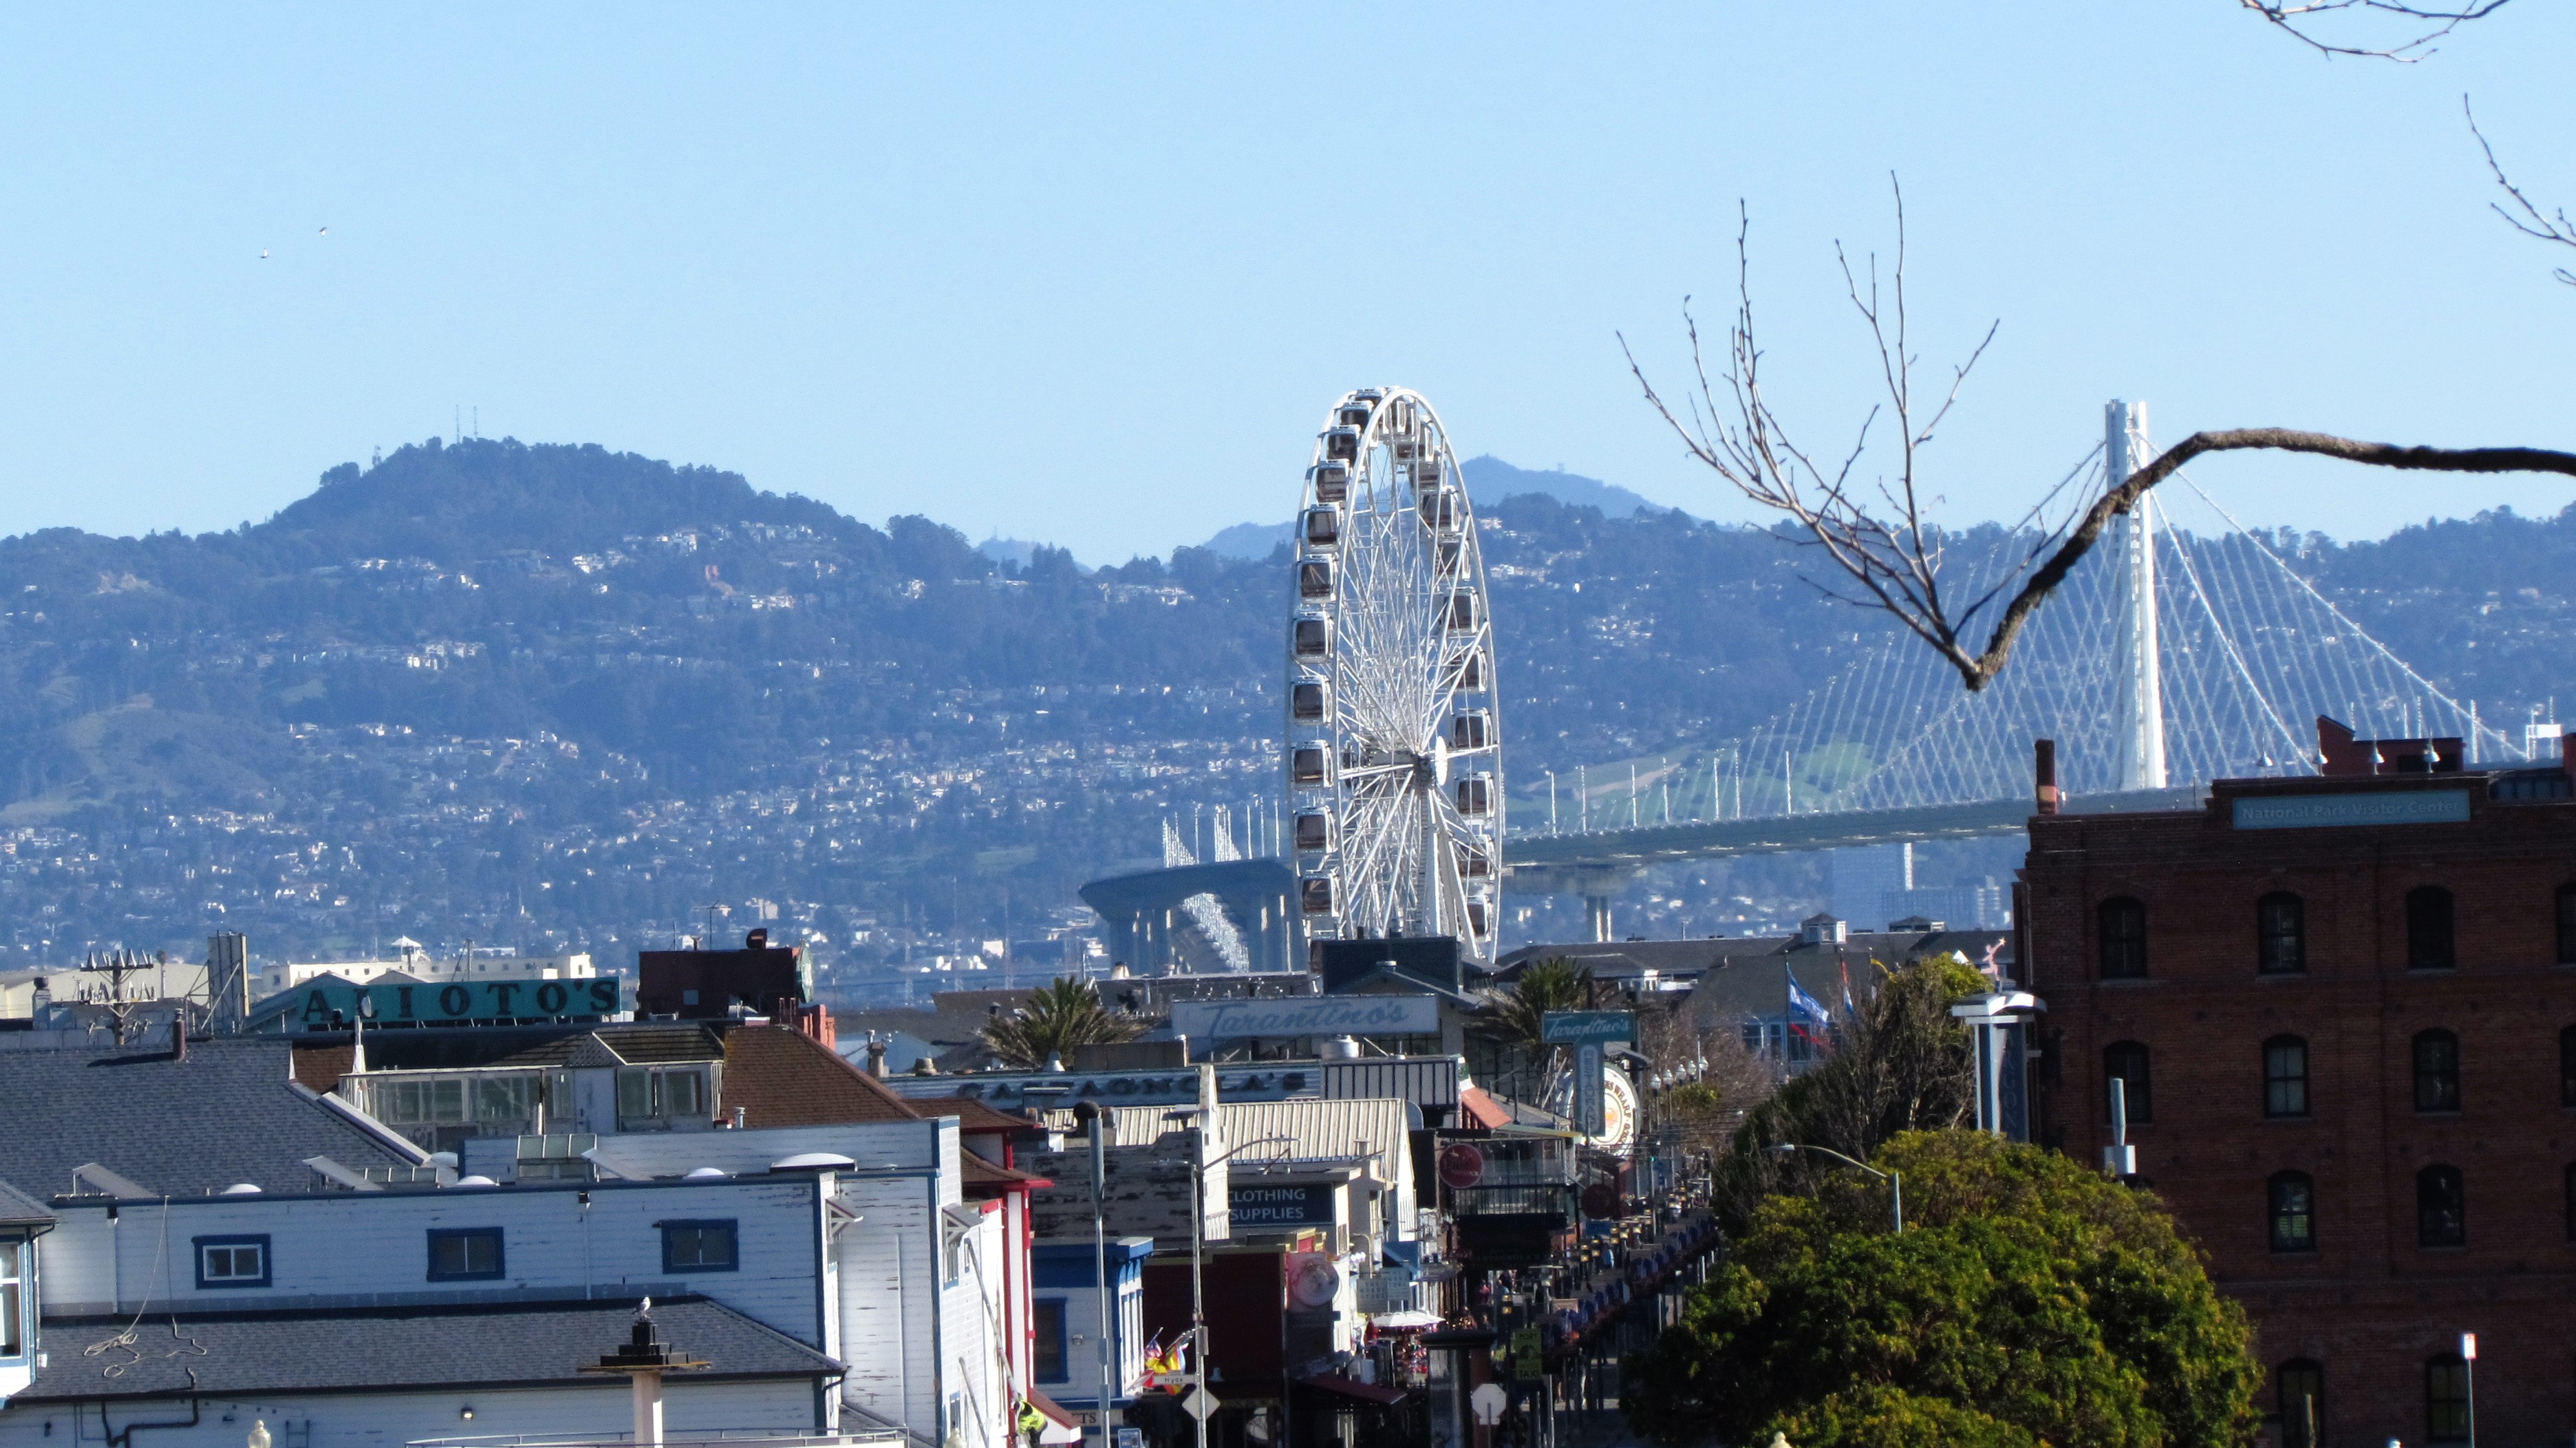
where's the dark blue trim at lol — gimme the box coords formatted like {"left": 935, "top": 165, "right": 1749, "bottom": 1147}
{"left": 426, "top": 1227, "right": 506, "bottom": 1282}
{"left": 192, "top": 1235, "right": 271, "bottom": 1290}
{"left": 660, "top": 1219, "right": 740, "bottom": 1274}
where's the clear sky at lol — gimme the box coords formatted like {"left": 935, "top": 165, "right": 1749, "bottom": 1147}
{"left": 3, "top": 4, "right": 2571, "bottom": 563}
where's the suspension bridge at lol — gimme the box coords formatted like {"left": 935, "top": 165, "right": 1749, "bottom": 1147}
{"left": 1093, "top": 401, "right": 2550, "bottom": 968}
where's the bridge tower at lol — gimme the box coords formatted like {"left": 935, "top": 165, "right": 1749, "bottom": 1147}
{"left": 2108, "top": 400, "right": 2167, "bottom": 791}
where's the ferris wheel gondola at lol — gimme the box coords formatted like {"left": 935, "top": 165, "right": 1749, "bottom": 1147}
{"left": 1286, "top": 387, "right": 1502, "bottom": 963}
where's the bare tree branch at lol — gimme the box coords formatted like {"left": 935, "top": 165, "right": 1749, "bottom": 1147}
{"left": 2240, "top": 0, "right": 2511, "bottom": 61}
{"left": 1627, "top": 193, "right": 2576, "bottom": 694}
{"left": 2466, "top": 96, "right": 2576, "bottom": 286}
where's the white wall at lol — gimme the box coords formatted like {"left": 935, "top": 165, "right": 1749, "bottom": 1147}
{"left": 40, "top": 1180, "right": 826, "bottom": 1346}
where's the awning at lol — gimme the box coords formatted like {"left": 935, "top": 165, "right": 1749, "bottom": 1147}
{"left": 1026, "top": 1388, "right": 1084, "bottom": 1445}
{"left": 1366, "top": 1310, "right": 1441, "bottom": 1332}
{"left": 1297, "top": 1374, "right": 1411, "bottom": 1407}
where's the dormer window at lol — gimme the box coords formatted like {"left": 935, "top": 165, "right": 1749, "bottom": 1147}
{"left": 1799, "top": 914, "right": 1847, "bottom": 946}
{"left": 0, "top": 1238, "right": 25, "bottom": 1358}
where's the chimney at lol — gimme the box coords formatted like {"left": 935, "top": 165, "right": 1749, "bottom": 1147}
{"left": 2034, "top": 739, "right": 2060, "bottom": 816}
{"left": 864, "top": 1030, "right": 888, "bottom": 1078}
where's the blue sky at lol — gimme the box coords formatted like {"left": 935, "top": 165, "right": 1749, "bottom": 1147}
{"left": 3, "top": 4, "right": 2571, "bottom": 562}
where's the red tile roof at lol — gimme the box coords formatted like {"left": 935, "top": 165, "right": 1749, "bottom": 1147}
{"left": 961, "top": 1151, "right": 1051, "bottom": 1193}
{"left": 720, "top": 1025, "right": 925, "bottom": 1128}
{"left": 1457, "top": 1085, "right": 1514, "bottom": 1130}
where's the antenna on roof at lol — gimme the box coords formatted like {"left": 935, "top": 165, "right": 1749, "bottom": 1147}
{"left": 77, "top": 948, "right": 161, "bottom": 1046}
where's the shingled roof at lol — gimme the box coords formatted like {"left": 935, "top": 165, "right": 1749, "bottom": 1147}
{"left": 10, "top": 1294, "right": 837, "bottom": 1404}
{"left": 0, "top": 1037, "right": 422, "bottom": 1197}
{"left": 720, "top": 1024, "right": 924, "bottom": 1129}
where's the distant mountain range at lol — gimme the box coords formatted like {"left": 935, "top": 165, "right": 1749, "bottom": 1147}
{"left": 1, "top": 436, "right": 2573, "bottom": 972}
{"left": 1198, "top": 455, "right": 1679, "bottom": 560}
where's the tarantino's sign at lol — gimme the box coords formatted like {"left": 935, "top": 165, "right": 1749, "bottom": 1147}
{"left": 1171, "top": 994, "right": 1440, "bottom": 1041}
{"left": 294, "top": 978, "right": 622, "bottom": 1027}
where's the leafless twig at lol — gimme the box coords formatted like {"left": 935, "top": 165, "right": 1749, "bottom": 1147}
{"left": 2466, "top": 96, "right": 2576, "bottom": 287}
{"left": 1628, "top": 192, "right": 2576, "bottom": 692}
{"left": 2240, "top": 0, "right": 2511, "bottom": 61}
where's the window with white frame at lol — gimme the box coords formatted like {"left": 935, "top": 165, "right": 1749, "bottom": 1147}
{"left": 0, "top": 1239, "right": 25, "bottom": 1358}
{"left": 195, "top": 1235, "right": 270, "bottom": 1289}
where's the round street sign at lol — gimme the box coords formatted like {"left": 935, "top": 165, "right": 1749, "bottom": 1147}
{"left": 1438, "top": 1143, "right": 1487, "bottom": 1190}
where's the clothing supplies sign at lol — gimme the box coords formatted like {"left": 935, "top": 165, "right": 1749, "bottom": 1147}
{"left": 2232, "top": 790, "right": 2471, "bottom": 830}
{"left": 293, "top": 978, "right": 621, "bottom": 1028}
{"left": 1540, "top": 1010, "right": 1635, "bottom": 1045}
{"left": 1232, "top": 1182, "right": 1339, "bottom": 1228}
{"left": 1172, "top": 994, "right": 1439, "bottom": 1041}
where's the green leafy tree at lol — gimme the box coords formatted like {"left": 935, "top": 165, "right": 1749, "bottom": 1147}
{"left": 978, "top": 977, "right": 1141, "bottom": 1069}
{"left": 1712, "top": 951, "right": 1984, "bottom": 1228}
{"left": 1628, "top": 1131, "right": 2260, "bottom": 1448}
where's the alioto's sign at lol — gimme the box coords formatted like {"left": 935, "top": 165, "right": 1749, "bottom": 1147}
{"left": 294, "top": 979, "right": 622, "bottom": 1028}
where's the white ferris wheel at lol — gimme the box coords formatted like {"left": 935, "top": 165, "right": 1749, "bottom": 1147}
{"left": 1287, "top": 386, "right": 1503, "bottom": 964}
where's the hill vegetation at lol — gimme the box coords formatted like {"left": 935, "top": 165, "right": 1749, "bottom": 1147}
{"left": 1, "top": 436, "right": 2571, "bottom": 972}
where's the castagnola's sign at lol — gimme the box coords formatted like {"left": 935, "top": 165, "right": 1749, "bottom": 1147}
{"left": 294, "top": 978, "right": 623, "bottom": 1027}
{"left": 1170, "top": 993, "right": 1440, "bottom": 1041}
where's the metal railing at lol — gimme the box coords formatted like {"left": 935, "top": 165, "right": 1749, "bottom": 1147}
{"left": 409, "top": 1434, "right": 910, "bottom": 1448}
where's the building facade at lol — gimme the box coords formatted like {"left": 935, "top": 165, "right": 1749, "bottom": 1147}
{"left": 2026, "top": 748, "right": 2576, "bottom": 1447}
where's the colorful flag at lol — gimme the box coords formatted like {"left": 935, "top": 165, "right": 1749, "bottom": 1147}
{"left": 1787, "top": 975, "right": 1832, "bottom": 1028}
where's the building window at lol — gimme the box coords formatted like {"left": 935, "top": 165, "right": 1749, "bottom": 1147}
{"left": 2104, "top": 1041, "right": 2153, "bottom": 1125}
{"left": 1033, "top": 1298, "right": 1068, "bottom": 1383}
{"left": 2268, "top": 1172, "right": 2316, "bottom": 1253}
{"left": 2276, "top": 1358, "right": 2323, "bottom": 1448}
{"left": 2566, "top": 1163, "right": 2576, "bottom": 1242}
{"left": 2407, "top": 886, "right": 2456, "bottom": 969}
{"left": 0, "top": 1239, "right": 23, "bottom": 1359}
{"left": 661, "top": 1220, "right": 738, "bottom": 1273}
{"left": 2413, "top": 1029, "right": 2462, "bottom": 1113}
{"left": 2425, "top": 1353, "right": 2471, "bottom": 1441}
{"left": 193, "top": 1235, "right": 271, "bottom": 1290}
{"left": 2098, "top": 897, "right": 2148, "bottom": 979}
{"left": 427, "top": 1228, "right": 505, "bottom": 1281}
{"left": 2416, "top": 1164, "right": 2466, "bottom": 1248}
{"left": 2257, "top": 892, "right": 2306, "bottom": 975}
{"left": 2559, "top": 883, "right": 2576, "bottom": 965}
{"left": 618, "top": 1068, "right": 709, "bottom": 1121}
{"left": 2563, "top": 1025, "right": 2576, "bottom": 1108}
{"left": 2264, "top": 1036, "right": 2310, "bottom": 1118}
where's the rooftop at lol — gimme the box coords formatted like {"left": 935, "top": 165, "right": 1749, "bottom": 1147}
{"left": 10, "top": 1294, "right": 837, "bottom": 1405}
{"left": 0, "top": 1036, "right": 422, "bottom": 1197}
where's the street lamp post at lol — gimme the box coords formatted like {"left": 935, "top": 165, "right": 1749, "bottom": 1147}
{"left": 1165, "top": 1111, "right": 1294, "bottom": 1448}
{"left": 1770, "top": 1142, "right": 1902, "bottom": 1233}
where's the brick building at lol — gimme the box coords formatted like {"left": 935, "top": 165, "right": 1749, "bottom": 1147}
{"left": 2026, "top": 728, "right": 2576, "bottom": 1448}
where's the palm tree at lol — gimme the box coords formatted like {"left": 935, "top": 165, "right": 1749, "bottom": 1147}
{"left": 1480, "top": 956, "right": 1593, "bottom": 1052}
{"left": 978, "top": 977, "right": 1143, "bottom": 1069}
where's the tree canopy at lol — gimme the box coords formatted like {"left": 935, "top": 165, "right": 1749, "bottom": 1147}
{"left": 977, "top": 976, "right": 1141, "bottom": 1069}
{"left": 1627, "top": 1131, "right": 2260, "bottom": 1448}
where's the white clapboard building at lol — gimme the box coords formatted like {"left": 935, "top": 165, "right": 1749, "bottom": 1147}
{"left": 0, "top": 1041, "right": 1011, "bottom": 1448}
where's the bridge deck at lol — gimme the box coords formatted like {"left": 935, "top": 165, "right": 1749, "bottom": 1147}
{"left": 1504, "top": 787, "right": 2205, "bottom": 874}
